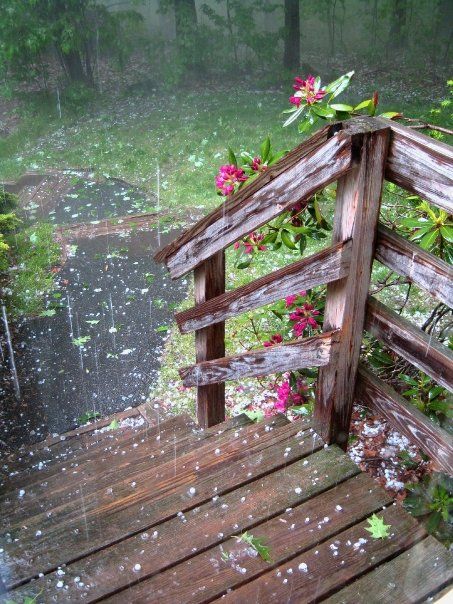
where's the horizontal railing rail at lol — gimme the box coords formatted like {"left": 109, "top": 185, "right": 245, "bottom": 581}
{"left": 356, "top": 366, "right": 453, "bottom": 474}
{"left": 155, "top": 116, "right": 452, "bottom": 471}
{"left": 176, "top": 240, "right": 351, "bottom": 334}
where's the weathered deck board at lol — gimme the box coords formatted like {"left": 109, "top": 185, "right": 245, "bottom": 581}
{"left": 1, "top": 417, "right": 318, "bottom": 588}
{"left": 324, "top": 536, "right": 453, "bottom": 604}
{"left": 104, "top": 473, "right": 390, "bottom": 604}
{"left": 216, "top": 506, "right": 427, "bottom": 603}
{"left": 1, "top": 413, "right": 451, "bottom": 603}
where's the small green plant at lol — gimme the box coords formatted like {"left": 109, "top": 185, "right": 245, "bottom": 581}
{"left": 404, "top": 473, "right": 453, "bottom": 545}
{"left": 72, "top": 335, "right": 91, "bottom": 347}
{"left": 234, "top": 531, "right": 271, "bottom": 562}
{"left": 399, "top": 372, "right": 451, "bottom": 423}
{"left": 78, "top": 410, "right": 101, "bottom": 425}
{"left": 365, "top": 514, "right": 391, "bottom": 539}
{"left": 399, "top": 200, "right": 453, "bottom": 262}
{"left": 107, "top": 418, "right": 120, "bottom": 430}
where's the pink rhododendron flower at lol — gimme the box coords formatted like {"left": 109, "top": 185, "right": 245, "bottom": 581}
{"left": 289, "top": 75, "right": 326, "bottom": 107}
{"left": 250, "top": 157, "right": 267, "bottom": 173}
{"left": 285, "top": 291, "right": 307, "bottom": 308}
{"left": 263, "top": 333, "right": 283, "bottom": 347}
{"left": 290, "top": 302, "right": 320, "bottom": 336}
{"left": 275, "top": 378, "right": 308, "bottom": 412}
{"left": 235, "top": 231, "right": 266, "bottom": 254}
{"left": 215, "top": 164, "right": 248, "bottom": 196}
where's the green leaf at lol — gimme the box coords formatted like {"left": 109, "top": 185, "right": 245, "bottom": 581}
{"left": 108, "top": 418, "right": 120, "bottom": 430}
{"left": 440, "top": 225, "right": 453, "bottom": 243}
{"left": 235, "top": 531, "right": 271, "bottom": 562}
{"left": 283, "top": 105, "right": 306, "bottom": 127}
{"left": 325, "top": 71, "right": 354, "bottom": 99}
{"left": 72, "top": 335, "right": 91, "bottom": 347}
{"left": 86, "top": 319, "right": 100, "bottom": 325}
{"left": 243, "top": 409, "right": 264, "bottom": 423}
{"left": 399, "top": 217, "right": 430, "bottom": 228}
{"left": 155, "top": 325, "right": 170, "bottom": 332}
{"left": 364, "top": 514, "right": 391, "bottom": 539}
{"left": 299, "top": 234, "right": 307, "bottom": 254}
{"left": 260, "top": 137, "right": 271, "bottom": 162}
{"left": 354, "top": 99, "right": 372, "bottom": 111}
{"left": 311, "top": 105, "right": 336, "bottom": 119}
{"left": 419, "top": 229, "right": 439, "bottom": 250}
{"left": 228, "top": 147, "right": 237, "bottom": 167}
{"left": 280, "top": 229, "right": 297, "bottom": 249}
{"left": 379, "top": 111, "right": 402, "bottom": 120}
{"left": 330, "top": 103, "right": 354, "bottom": 112}
{"left": 40, "top": 309, "right": 56, "bottom": 317}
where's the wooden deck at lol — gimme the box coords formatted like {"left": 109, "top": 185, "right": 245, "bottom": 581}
{"left": 1, "top": 412, "right": 451, "bottom": 603}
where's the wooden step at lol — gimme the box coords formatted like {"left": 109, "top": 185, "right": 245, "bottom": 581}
{"left": 2, "top": 414, "right": 303, "bottom": 588}
{"left": 0, "top": 413, "right": 252, "bottom": 524}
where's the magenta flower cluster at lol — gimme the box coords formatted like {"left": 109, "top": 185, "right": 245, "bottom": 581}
{"left": 263, "top": 333, "right": 283, "bottom": 348}
{"left": 234, "top": 231, "right": 266, "bottom": 254}
{"left": 289, "top": 75, "right": 326, "bottom": 107}
{"left": 275, "top": 379, "right": 308, "bottom": 413}
{"left": 290, "top": 303, "right": 320, "bottom": 337}
{"left": 215, "top": 164, "right": 248, "bottom": 196}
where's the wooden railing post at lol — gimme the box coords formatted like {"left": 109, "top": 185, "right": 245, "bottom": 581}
{"left": 314, "top": 126, "right": 390, "bottom": 448}
{"left": 194, "top": 251, "right": 226, "bottom": 428}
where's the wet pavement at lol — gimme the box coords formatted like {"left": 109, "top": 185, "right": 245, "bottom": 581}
{"left": 1, "top": 177, "right": 187, "bottom": 451}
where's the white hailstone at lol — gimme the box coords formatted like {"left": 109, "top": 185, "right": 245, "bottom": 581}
{"left": 18, "top": 489, "right": 25, "bottom": 498}
{"left": 298, "top": 562, "right": 308, "bottom": 573}
{"left": 133, "top": 563, "right": 141, "bottom": 572}
{"left": 56, "top": 581, "right": 64, "bottom": 588}
{"left": 214, "top": 448, "right": 221, "bottom": 455}
{"left": 152, "top": 531, "right": 158, "bottom": 539}
{"left": 35, "top": 530, "right": 42, "bottom": 537}
{"left": 294, "top": 487, "right": 302, "bottom": 495}
{"left": 335, "top": 505, "right": 343, "bottom": 512}
{"left": 188, "top": 486, "right": 196, "bottom": 497}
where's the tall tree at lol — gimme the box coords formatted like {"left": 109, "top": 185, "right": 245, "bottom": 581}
{"left": 388, "top": 0, "right": 408, "bottom": 50}
{"left": 283, "top": 0, "right": 300, "bottom": 70}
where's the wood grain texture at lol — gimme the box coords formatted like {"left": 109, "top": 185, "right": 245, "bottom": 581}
{"left": 180, "top": 330, "right": 338, "bottom": 387}
{"left": 315, "top": 126, "right": 390, "bottom": 448}
{"left": 376, "top": 224, "right": 453, "bottom": 308}
{"left": 217, "top": 505, "right": 426, "bottom": 604}
{"left": 355, "top": 365, "right": 453, "bottom": 474}
{"left": 104, "top": 472, "right": 389, "bottom": 604}
{"left": 194, "top": 252, "right": 226, "bottom": 427}
{"left": 2, "top": 418, "right": 320, "bottom": 588}
{"left": 176, "top": 240, "right": 352, "bottom": 334}
{"left": 365, "top": 295, "right": 453, "bottom": 392}
{"left": 11, "top": 444, "right": 357, "bottom": 603}
{"left": 156, "top": 131, "right": 353, "bottom": 278}
{"left": 324, "top": 537, "right": 453, "bottom": 604}
{"left": 379, "top": 117, "right": 453, "bottom": 213}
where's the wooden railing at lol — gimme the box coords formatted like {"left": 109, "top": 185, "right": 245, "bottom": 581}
{"left": 155, "top": 116, "right": 453, "bottom": 474}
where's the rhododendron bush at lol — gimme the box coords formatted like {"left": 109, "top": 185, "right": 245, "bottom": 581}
{"left": 214, "top": 70, "right": 399, "bottom": 416}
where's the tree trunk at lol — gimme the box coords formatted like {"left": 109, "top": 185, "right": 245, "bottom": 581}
{"left": 174, "top": 0, "right": 197, "bottom": 40}
{"left": 283, "top": 0, "right": 300, "bottom": 71}
{"left": 60, "top": 49, "right": 87, "bottom": 83}
{"left": 388, "top": 0, "right": 407, "bottom": 50}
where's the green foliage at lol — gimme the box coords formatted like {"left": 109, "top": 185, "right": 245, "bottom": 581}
{"left": 399, "top": 200, "right": 453, "bottom": 262}
{"left": 399, "top": 372, "right": 451, "bottom": 424}
{"left": 364, "top": 514, "right": 392, "bottom": 539}
{"left": 404, "top": 473, "right": 453, "bottom": 545}
{"left": 233, "top": 531, "right": 271, "bottom": 562}
{"left": 6, "top": 223, "right": 61, "bottom": 317}
{"left": 72, "top": 335, "right": 91, "bottom": 347}
{"left": 78, "top": 410, "right": 101, "bottom": 425}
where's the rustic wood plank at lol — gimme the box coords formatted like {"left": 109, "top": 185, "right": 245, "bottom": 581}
{"left": 0, "top": 414, "right": 192, "bottom": 492}
{"left": 155, "top": 124, "right": 334, "bottom": 265}
{"left": 180, "top": 331, "right": 338, "bottom": 387}
{"left": 324, "top": 536, "right": 453, "bottom": 604}
{"left": 315, "top": 126, "right": 390, "bottom": 448}
{"left": 379, "top": 117, "right": 453, "bottom": 213}
{"left": 6, "top": 444, "right": 362, "bottom": 603}
{"left": 376, "top": 224, "right": 453, "bottom": 308}
{"left": 0, "top": 414, "right": 254, "bottom": 516}
{"left": 176, "top": 241, "right": 352, "bottom": 334}
{"left": 365, "top": 295, "right": 453, "bottom": 392}
{"left": 1, "top": 415, "right": 289, "bottom": 532}
{"left": 355, "top": 365, "right": 453, "bottom": 474}
{"left": 1, "top": 418, "right": 320, "bottom": 588}
{"left": 102, "top": 472, "right": 391, "bottom": 604}
{"left": 156, "top": 131, "right": 354, "bottom": 278}
{"left": 194, "top": 252, "right": 226, "bottom": 427}
{"left": 215, "top": 505, "right": 426, "bottom": 604}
